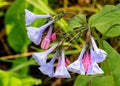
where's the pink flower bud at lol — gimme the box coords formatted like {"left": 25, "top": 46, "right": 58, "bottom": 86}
{"left": 50, "top": 32, "right": 56, "bottom": 41}
{"left": 41, "top": 37, "right": 50, "bottom": 50}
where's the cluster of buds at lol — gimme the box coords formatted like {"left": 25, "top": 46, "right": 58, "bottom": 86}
{"left": 25, "top": 9, "right": 107, "bottom": 78}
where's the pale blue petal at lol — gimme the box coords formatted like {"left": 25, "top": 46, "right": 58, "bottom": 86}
{"left": 26, "top": 21, "right": 54, "bottom": 45}
{"left": 54, "top": 66, "right": 71, "bottom": 78}
{"left": 67, "top": 60, "right": 85, "bottom": 74}
{"left": 39, "top": 63, "right": 54, "bottom": 77}
{"left": 26, "top": 26, "right": 42, "bottom": 45}
{"left": 25, "top": 9, "right": 51, "bottom": 26}
{"left": 78, "top": 44, "right": 86, "bottom": 60}
{"left": 87, "top": 63, "right": 104, "bottom": 75}
{"left": 32, "top": 52, "right": 47, "bottom": 65}
{"left": 92, "top": 49, "right": 107, "bottom": 63}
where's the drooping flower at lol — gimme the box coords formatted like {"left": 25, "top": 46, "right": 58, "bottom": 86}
{"left": 67, "top": 45, "right": 86, "bottom": 74}
{"left": 39, "top": 51, "right": 58, "bottom": 77}
{"left": 25, "top": 9, "right": 51, "bottom": 26}
{"left": 32, "top": 43, "right": 58, "bottom": 65}
{"left": 26, "top": 20, "right": 54, "bottom": 45}
{"left": 91, "top": 37, "right": 107, "bottom": 63}
{"left": 54, "top": 48, "right": 71, "bottom": 78}
{"left": 41, "top": 26, "right": 53, "bottom": 49}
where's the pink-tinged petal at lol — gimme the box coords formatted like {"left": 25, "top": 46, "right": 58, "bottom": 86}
{"left": 54, "top": 48, "right": 71, "bottom": 78}
{"left": 87, "top": 63, "right": 104, "bottom": 75}
{"left": 41, "top": 27, "right": 53, "bottom": 49}
{"left": 41, "top": 37, "right": 50, "bottom": 49}
{"left": 25, "top": 9, "right": 51, "bottom": 26}
{"left": 65, "top": 58, "right": 71, "bottom": 66}
{"left": 50, "top": 32, "right": 56, "bottom": 41}
{"left": 67, "top": 60, "right": 85, "bottom": 74}
{"left": 82, "top": 52, "right": 92, "bottom": 73}
{"left": 26, "top": 21, "right": 54, "bottom": 45}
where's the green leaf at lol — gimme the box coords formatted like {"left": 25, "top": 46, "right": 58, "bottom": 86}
{"left": 0, "top": 70, "right": 42, "bottom": 86}
{"left": 5, "top": 0, "right": 30, "bottom": 53}
{"left": 103, "top": 41, "right": 120, "bottom": 86}
{"left": 67, "top": 14, "right": 86, "bottom": 31}
{"left": 74, "top": 75, "right": 114, "bottom": 86}
{"left": 89, "top": 4, "right": 120, "bottom": 37}
{"left": 105, "top": 25, "right": 120, "bottom": 37}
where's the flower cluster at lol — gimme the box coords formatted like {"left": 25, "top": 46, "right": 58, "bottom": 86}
{"left": 25, "top": 9, "right": 56, "bottom": 49}
{"left": 25, "top": 9, "right": 107, "bottom": 78}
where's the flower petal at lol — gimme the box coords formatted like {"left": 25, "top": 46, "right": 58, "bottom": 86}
{"left": 32, "top": 52, "right": 47, "bottom": 65}
{"left": 25, "top": 9, "right": 51, "bottom": 26}
{"left": 87, "top": 63, "right": 104, "bottom": 75}
{"left": 26, "top": 26, "right": 42, "bottom": 45}
{"left": 67, "top": 60, "right": 85, "bottom": 74}
{"left": 39, "top": 63, "right": 54, "bottom": 77}
{"left": 92, "top": 49, "right": 107, "bottom": 63}
{"left": 54, "top": 66, "right": 71, "bottom": 78}
{"left": 26, "top": 21, "right": 54, "bottom": 45}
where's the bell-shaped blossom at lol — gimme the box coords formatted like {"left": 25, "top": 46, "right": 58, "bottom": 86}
{"left": 50, "top": 32, "right": 56, "bottom": 41}
{"left": 91, "top": 37, "right": 107, "bottom": 63}
{"left": 41, "top": 26, "right": 53, "bottom": 49}
{"left": 87, "top": 63, "right": 104, "bottom": 75}
{"left": 32, "top": 43, "right": 58, "bottom": 65}
{"left": 67, "top": 45, "right": 86, "bottom": 74}
{"left": 26, "top": 20, "right": 54, "bottom": 45}
{"left": 39, "top": 51, "right": 58, "bottom": 77}
{"left": 25, "top": 9, "right": 51, "bottom": 26}
{"left": 54, "top": 48, "right": 71, "bottom": 78}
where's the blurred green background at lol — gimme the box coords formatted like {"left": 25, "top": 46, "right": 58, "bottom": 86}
{"left": 0, "top": 0, "right": 120, "bottom": 86}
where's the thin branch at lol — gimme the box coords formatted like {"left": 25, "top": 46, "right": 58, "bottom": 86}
{"left": 0, "top": 52, "right": 35, "bottom": 60}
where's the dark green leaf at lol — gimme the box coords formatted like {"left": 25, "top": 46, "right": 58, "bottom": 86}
{"left": 103, "top": 41, "right": 120, "bottom": 86}
{"left": 89, "top": 4, "right": 120, "bottom": 37}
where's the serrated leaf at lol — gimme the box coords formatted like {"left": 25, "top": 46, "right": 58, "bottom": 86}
{"left": 103, "top": 41, "right": 120, "bottom": 86}
{"left": 5, "top": 0, "right": 30, "bottom": 53}
{"left": 89, "top": 4, "right": 120, "bottom": 37}
{"left": 68, "top": 14, "right": 86, "bottom": 31}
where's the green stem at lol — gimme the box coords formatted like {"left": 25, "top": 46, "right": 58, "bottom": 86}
{"left": 9, "top": 60, "right": 35, "bottom": 72}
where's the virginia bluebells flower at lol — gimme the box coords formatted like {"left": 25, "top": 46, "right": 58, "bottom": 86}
{"left": 91, "top": 37, "right": 107, "bottom": 63}
{"left": 39, "top": 51, "right": 58, "bottom": 77}
{"left": 26, "top": 20, "right": 54, "bottom": 45}
{"left": 67, "top": 45, "right": 86, "bottom": 74}
{"left": 54, "top": 48, "right": 71, "bottom": 78}
{"left": 25, "top": 9, "right": 51, "bottom": 26}
{"left": 41, "top": 26, "right": 53, "bottom": 49}
{"left": 32, "top": 43, "right": 58, "bottom": 65}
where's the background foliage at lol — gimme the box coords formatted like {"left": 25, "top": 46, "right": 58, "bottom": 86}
{"left": 0, "top": 0, "right": 120, "bottom": 86}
